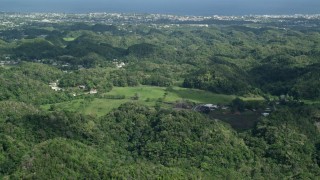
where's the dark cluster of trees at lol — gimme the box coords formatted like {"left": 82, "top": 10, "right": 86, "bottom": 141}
{"left": 183, "top": 65, "right": 251, "bottom": 95}
{"left": 1, "top": 102, "right": 319, "bottom": 179}
{"left": 0, "top": 63, "right": 71, "bottom": 105}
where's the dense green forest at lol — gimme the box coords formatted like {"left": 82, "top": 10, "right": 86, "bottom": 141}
{"left": 1, "top": 14, "right": 320, "bottom": 178}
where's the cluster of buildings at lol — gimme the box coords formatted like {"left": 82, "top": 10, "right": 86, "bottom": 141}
{"left": 193, "top": 104, "right": 229, "bottom": 113}
{"left": 0, "top": 60, "right": 19, "bottom": 66}
{"left": 194, "top": 103, "right": 271, "bottom": 117}
{"left": 1, "top": 12, "right": 320, "bottom": 31}
{"left": 49, "top": 81, "right": 97, "bottom": 95}
{"left": 49, "top": 81, "right": 62, "bottom": 91}
{"left": 112, "top": 59, "right": 126, "bottom": 69}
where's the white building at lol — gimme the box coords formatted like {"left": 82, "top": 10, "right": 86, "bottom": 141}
{"left": 89, "top": 89, "right": 98, "bottom": 94}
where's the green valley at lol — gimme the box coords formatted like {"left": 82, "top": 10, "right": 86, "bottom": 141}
{"left": 42, "top": 86, "right": 242, "bottom": 117}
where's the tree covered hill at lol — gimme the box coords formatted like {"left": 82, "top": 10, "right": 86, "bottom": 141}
{"left": 1, "top": 22, "right": 320, "bottom": 98}
{"left": 1, "top": 102, "right": 319, "bottom": 179}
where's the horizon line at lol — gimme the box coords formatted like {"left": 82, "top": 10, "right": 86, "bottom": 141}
{"left": 1, "top": 11, "right": 320, "bottom": 17}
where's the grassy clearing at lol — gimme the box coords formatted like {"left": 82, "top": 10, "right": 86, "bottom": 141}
{"left": 42, "top": 99, "right": 84, "bottom": 111}
{"left": 83, "top": 99, "right": 129, "bottom": 117}
{"left": 63, "top": 37, "right": 76, "bottom": 42}
{"left": 241, "top": 96, "right": 265, "bottom": 101}
{"left": 1, "top": 65, "right": 14, "bottom": 70}
{"left": 41, "top": 86, "right": 264, "bottom": 117}
{"left": 106, "top": 86, "right": 240, "bottom": 104}
{"left": 105, "top": 86, "right": 166, "bottom": 102}
{"left": 166, "top": 87, "right": 237, "bottom": 104}
{"left": 303, "top": 100, "right": 320, "bottom": 105}
{"left": 42, "top": 98, "right": 130, "bottom": 117}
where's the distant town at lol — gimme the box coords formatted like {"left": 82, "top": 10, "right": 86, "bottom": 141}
{"left": 1, "top": 12, "right": 320, "bottom": 30}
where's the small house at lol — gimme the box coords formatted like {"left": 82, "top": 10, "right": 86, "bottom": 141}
{"left": 79, "top": 85, "right": 86, "bottom": 89}
{"left": 203, "top": 104, "right": 218, "bottom": 109}
{"left": 89, "top": 89, "right": 98, "bottom": 94}
{"left": 49, "top": 82, "right": 57, "bottom": 87}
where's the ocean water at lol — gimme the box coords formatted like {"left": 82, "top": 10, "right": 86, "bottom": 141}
{"left": 0, "top": 0, "right": 319, "bottom": 15}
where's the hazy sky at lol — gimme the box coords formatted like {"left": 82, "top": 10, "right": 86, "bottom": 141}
{"left": 1, "top": 0, "right": 320, "bottom": 15}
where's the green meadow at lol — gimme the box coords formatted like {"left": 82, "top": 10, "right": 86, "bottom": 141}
{"left": 42, "top": 86, "right": 263, "bottom": 117}
{"left": 63, "top": 37, "right": 76, "bottom": 41}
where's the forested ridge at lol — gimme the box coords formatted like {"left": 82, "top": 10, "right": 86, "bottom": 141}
{"left": 1, "top": 102, "right": 320, "bottom": 178}
{"left": 0, "top": 15, "right": 320, "bottom": 179}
